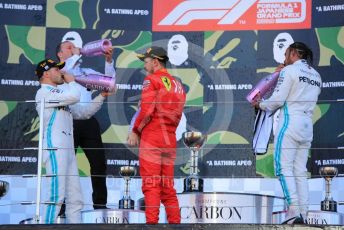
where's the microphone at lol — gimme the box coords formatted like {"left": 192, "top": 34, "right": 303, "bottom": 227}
{"left": 246, "top": 72, "right": 280, "bottom": 104}
{"left": 80, "top": 39, "right": 112, "bottom": 57}
{"left": 75, "top": 74, "right": 116, "bottom": 92}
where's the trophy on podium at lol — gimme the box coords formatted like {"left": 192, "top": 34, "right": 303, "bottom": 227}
{"left": 118, "top": 166, "right": 136, "bottom": 209}
{"left": 0, "top": 180, "right": 9, "bottom": 199}
{"left": 319, "top": 166, "right": 338, "bottom": 212}
{"left": 183, "top": 132, "right": 207, "bottom": 192}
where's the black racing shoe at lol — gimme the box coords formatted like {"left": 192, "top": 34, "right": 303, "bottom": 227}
{"left": 94, "top": 205, "right": 109, "bottom": 210}
{"left": 281, "top": 216, "right": 296, "bottom": 224}
{"left": 300, "top": 214, "right": 307, "bottom": 224}
{"left": 282, "top": 214, "right": 305, "bottom": 225}
{"left": 293, "top": 215, "right": 305, "bottom": 224}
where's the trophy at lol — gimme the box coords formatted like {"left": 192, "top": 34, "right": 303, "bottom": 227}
{"left": 0, "top": 180, "right": 9, "bottom": 198}
{"left": 319, "top": 166, "right": 338, "bottom": 212}
{"left": 183, "top": 132, "right": 207, "bottom": 192}
{"left": 118, "top": 166, "right": 136, "bottom": 209}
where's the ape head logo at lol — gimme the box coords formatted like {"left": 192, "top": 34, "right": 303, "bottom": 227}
{"left": 167, "top": 34, "right": 189, "bottom": 66}
{"left": 273, "top": 32, "right": 294, "bottom": 64}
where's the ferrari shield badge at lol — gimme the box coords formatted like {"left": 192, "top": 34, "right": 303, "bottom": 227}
{"left": 161, "top": 76, "right": 171, "bottom": 91}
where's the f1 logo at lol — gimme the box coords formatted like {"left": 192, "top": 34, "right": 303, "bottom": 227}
{"left": 153, "top": 0, "right": 310, "bottom": 31}
{"left": 158, "top": 0, "right": 256, "bottom": 26}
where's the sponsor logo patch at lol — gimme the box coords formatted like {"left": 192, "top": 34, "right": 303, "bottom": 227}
{"left": 142, "top": 79, "right": 151, "bottom": 90}
{"left": 161, "top": 76, "right": 171, "bottom": 91}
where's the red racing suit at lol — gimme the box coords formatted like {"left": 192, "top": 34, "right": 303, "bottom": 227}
{"left": 132, "top": 68, "right": 186, "bottom": 224}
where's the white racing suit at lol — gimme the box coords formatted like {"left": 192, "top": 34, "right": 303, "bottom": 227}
{"left": 35, "top": 81, "right": 95, "bottom": 223}
{"left": 259, "top": 59, "right": 321, "bottom": 219}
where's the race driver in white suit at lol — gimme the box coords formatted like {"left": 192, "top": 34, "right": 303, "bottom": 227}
{"left": 35, "top": 58, "right": 111, "bottom": 223}
{"left": 254, "top": 42, "right": 321, "bottom": 224}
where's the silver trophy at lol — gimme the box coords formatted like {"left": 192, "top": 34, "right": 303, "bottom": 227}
{"left": 0, "top": 180, "right": 9, "bottom": 199}
{"left": 183, "top": 132, "right": 207, "bottom": 192}
{"left": 319, "top": 166, "right": 338, "bottom": 212}
{"left": 118, "top": 166, "right": 136, "bottom": 209}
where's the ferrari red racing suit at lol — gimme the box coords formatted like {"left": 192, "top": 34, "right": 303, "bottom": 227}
{"left": 132, "top": 68, "right": 186, "bottom": 224}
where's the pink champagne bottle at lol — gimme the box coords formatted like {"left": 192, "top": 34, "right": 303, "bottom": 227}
{"left": 75, "top": 74, "right": 116, "bottom": 92}
{"left": 246, "top": 72, "right": 280, "bottom": 104}
{"left": 80, "top": 39, "right": 112, "bottom": 57}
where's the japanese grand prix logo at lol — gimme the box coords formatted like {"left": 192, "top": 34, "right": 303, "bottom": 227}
{"left": 153, "top": 0, "right": 311, "bottom": 31}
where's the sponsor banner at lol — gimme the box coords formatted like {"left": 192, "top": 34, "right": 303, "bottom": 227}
{"left": 203, "top": 68, "right": 256, "bottom": 140}
{"left": 105, "top": 143, "right": 256, "bottom": 177}
{"left": 312, "top": 0, "right": 344, "bottom": 28}
{"left": 153, "top": 0, "right": 311, "bottom": 32}
{"left": 0, "top": 63, "right": 38, "bottom": 100}
{"left": 200, "top": 146, "right": 256, "bottom": 177}
{"left": 105, "top": 143, "right": 139, "bottom": 176}
{"left": 0, "top": 0, "right": 46, "bottom": 26}
{"left": 0, "top": 151, "right": 37, "bottom": 174}
{"left": 97, "top": 0, "right": 152, "bottom": 30}
{"left": 309, "top": 149, "right": 344, "bottom": 176}
{"left": 317, "top": 65, "right": 344, "bottom": 101}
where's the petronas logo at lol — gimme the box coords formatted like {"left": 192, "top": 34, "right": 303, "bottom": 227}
{"left": 161, "top": 76, "right": 171, "bottom": 91}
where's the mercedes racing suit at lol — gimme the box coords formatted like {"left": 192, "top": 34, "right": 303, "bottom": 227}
{"left": 259, "top": 59, "right": 321, "bottom": 219}
{"left": 132, "top": 68, "right": 186, "bottom": 224}
{"left": 35, "top": 82, "right": 83, "bottom": 223}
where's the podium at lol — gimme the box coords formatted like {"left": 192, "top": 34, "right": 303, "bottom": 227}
{"left": 307, "top": 210, "right": 344, "bottom": 225}
{"left": 137, "top": 192, "right": 285, "bottom": 224}
{"left": 81, "top": 209, "right": 145, "bottom": 224}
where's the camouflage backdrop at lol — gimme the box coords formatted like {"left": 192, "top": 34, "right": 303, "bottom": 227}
{"left": 0, "top": 0, "right": 343, "bottom": 178}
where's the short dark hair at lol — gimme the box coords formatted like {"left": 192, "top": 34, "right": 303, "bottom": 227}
{"left": 157, "top": 59, "right": 167, "bottom": 68}
{"left": 289, "top": 42, "right": 313, "bottom": 64}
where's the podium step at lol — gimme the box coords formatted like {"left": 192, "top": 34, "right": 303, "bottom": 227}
{"left": 0, "top": 223, "right": 340, "bottom": 230}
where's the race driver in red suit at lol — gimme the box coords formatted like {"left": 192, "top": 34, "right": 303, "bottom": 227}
{"left": 127, "top": 46, "right": 186, "bottom": 224}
